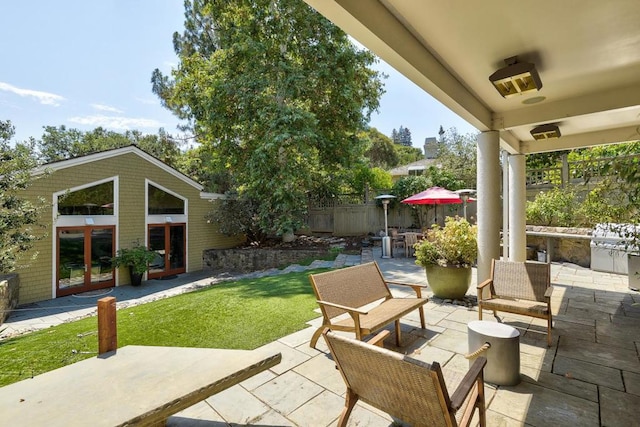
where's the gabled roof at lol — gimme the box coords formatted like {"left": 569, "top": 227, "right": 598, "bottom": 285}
{"left": 32, "top": 145, "right": 204, "bottom": 191}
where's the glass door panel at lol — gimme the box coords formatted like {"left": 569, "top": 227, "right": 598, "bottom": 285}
{"left": 57, "top": 226, "right": 115, "bottom": 297}
{"left": 91, "top": 228, "right": 114, "bottom": 284}
{"left": 58, "top": 229, "right": 86, "bottom": 290}
{"left": 148, "top": 226, "right": 166, "bottom": 275}
{"left": 169, "top": 226, "right": 185, "bottom": 270}
{"left": 147, "top": 223, "right": 186, "bottom": 279}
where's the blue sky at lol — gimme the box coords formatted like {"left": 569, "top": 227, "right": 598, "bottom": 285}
{"left": 0, "top": 1, "right": 477, "bottom": 148}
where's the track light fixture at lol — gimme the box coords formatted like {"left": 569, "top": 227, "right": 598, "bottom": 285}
{"left": 530, "top": 124, "right": 561, "bottom": 140}
{"left": 490, "top": 56, "right": 542, "bottom": 98}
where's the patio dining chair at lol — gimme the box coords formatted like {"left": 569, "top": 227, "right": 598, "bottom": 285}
{"left": 323, "top": 329, "right": 487, "bottom": 427}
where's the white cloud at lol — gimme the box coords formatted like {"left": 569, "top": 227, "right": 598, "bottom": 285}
{"left": 0, "top": 81, "right": 65, "bottom": 106}
{"left": 91, "top": 103, "right": 124, "bottom": 114}
{"left": 68, "top": 114, "right": 163, "bottom": 130}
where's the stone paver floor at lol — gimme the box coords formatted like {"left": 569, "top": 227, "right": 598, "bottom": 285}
{"left": 3, "top": 247, "right": 640, "bottom": 426}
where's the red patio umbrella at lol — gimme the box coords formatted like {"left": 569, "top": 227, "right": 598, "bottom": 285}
{"left": 401, "top": 186, "right": 463, "bottom": 205}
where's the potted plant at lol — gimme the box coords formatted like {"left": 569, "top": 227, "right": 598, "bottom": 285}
{"left": 414, "top": 216, "right": 478, "bottom": 299}
{"left": 112, "top": 242, "right": 157, "bottom": 286}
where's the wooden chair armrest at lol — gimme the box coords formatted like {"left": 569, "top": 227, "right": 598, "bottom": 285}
{"left": 450, "top": 357, "right": 487, "bottom": 411}
{"left": 365, "top": 330, "right": 390, "bottom": 347}
{"left": 385, "top": 281, "right": 428, "bottom": 296}
{"left": 316, "top": 300, "right": 369, "bottom": 315}
{"left": 476, "top": 279, "right": 492, "bottom": 291}
{"left": 544, "top": 286, "right": 554, "bottom": 298}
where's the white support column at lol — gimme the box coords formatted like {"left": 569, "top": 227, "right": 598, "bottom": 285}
{"left": 508, "top": 154, "right": 527, "bottom": 261}
{"left": 502, "top": 150, "right": 509, "bottom": 260}
{"left": 476, "top": 131, "right": 501, "bottom": 283}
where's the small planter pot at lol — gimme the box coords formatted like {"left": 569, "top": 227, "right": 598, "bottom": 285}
{"left": 425, "top": 264, "right": 472, "bottom": 299}
{"left": 128, "top": 267, "right": 144, "bottom": 287}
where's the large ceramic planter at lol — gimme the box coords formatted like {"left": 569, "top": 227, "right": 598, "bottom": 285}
{"left": 425, "top": 264, "right": 472, "bottom": 299}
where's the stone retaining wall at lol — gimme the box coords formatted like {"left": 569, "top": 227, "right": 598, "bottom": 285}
{"left": 203, "top": 248, "right": 329, "bottom": 273}
{"left": 526, "top": 226, "right": 591, "bottom": 267}
{"left": 0, "top": 274, "right": 19, "bottom": 324}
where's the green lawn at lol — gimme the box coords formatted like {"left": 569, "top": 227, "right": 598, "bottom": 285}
{"left": 0, "top": 269, "right": 326, "bottom": 387}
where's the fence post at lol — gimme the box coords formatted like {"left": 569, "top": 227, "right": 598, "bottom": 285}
{"left": 97, "top": 297, "right": 117, "bottom": 354}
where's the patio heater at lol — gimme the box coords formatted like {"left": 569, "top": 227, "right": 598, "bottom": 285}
{"left": 375, "top": 194, "right": 396, "bottom": 259}
{"left": 455, "top": 189, "right": 476, "bottom": 220}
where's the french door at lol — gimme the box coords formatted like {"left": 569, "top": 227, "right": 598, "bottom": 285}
{"left": 147, "top": 223, "right": 186, "bottom": 279}
{"left": 56, "top": 226, "right": 115, "bottom": 297}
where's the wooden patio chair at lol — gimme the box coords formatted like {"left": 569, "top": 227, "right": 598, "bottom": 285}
{"left": 477, "top": 259, "right": 554, "bottom": 346}
{"left": 323, "top": 329, "right": 487, "bottom": 427}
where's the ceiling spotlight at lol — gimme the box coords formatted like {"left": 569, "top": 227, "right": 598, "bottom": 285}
{"left": 490, "top": 56, "right": 542, "bottom": 98}
{"left": 530, "top": 124, "right": 561, "bottom": 140}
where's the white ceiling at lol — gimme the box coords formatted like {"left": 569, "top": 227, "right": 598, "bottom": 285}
{"left": 303, "top": 0, "right": 640, "bottom": 154}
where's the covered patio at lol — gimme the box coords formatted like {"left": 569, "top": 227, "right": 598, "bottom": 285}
{"left": 302, "top": 0, "right": 640, "bottom": 285}
{"left": 167, "top": 247, "right": 639, "bottom": 426}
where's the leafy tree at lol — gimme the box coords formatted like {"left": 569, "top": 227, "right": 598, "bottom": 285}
{"left": 391, "top": 125, "right": 412, "bottom": 146}
{"left": 37, "top": 126, "right": 183, "bottom": 167}
{"left": 351, "top": 165, "right": 392, "bottom": 196}
{"left": 0, "top": 121, "right": 46, "bottom": 273}
{"left": 390, "top": 175, "right": 432, "bottom": 228}
{"left": 152, "top": 0, "right": 384, "bottom": 236}
{"left": 437, "top": 127, "right": 478, "bottom": 188}
{"left": 395, "top": 144, "right": 424, "bottom": 166}
{"left": 362, "top": 128, "right": 398, "bottom": 169}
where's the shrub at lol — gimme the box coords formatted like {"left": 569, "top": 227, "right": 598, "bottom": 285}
{"left": 414, "top": 216, "right": 477, "bottom": 268}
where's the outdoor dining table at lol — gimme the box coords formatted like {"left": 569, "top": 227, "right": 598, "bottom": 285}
{"left": 0, "top": 345, "right": 281, "bottom": 426}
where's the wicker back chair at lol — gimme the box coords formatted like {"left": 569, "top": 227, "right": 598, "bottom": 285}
{"left": 478, "top": 259, "right": 554, "bottom": 346}
{"left": 308, "top": 262, "right": 427, "bottom": 348}
{"left": 323, "top": 329, "right": 487, "bottom": 427}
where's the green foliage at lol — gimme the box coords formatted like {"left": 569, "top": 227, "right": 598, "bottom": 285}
{"left": 437, "top": 128, "right": 478, "bottom": 188}
{"left": 0, "top": 121, "right": 47, "bottom": 273}
{"left": 37, "top": 126, "right": 183, "bottom": 167}
{"left": 526, "top": 187, "right": 577, "bottom": 227}
{"left": 111, "top": 241, "right": 157, "bottom": 274}
{"left": 391, "top": 126, "right": 412, "bottom": 146}
{"left": 0, "top": 269, "right": 323, "bottom": 386}
{"left": 414, "top": 216, "right": 477, "bottom": 267}
{"left": 152, "top": 0, "right": 384, "bottom": 236}
{"left": 362, "top": 127, "right": 398, "bottom": 169}
{"left": 206, "top": 193, "right": 267, "bottom": 244}
{"left": 395, "top": 144, "right": 424, "bottom": 166}
{"left": 390, "top": 175, "right": 432, "bottom": 228}
{"left": 351, "top": 165, "right": 392, "bottom": 196}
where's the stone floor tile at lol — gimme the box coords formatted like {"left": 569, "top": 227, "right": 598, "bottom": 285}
{"left": 244, "top": 409, "right": 296, "bottom": 426}
{"left": 520, "top": 365, "right": 598, "bottom": 402}
{"left": 205, "top": 384, "right": 270, "bottom": 425}
{"left": 277, "top": 326, "right": 316, "bottom": 348}
{"left": 252, "top": 370, "right": 324, "bottom": 415}
{"left": 553, "top": 355, "right": 624, "bottom": 390}
{"left": 288, "top": 390, "right": 343, "bottom": 427}
{"left": 254, "top": 340, "right": 311, "bottom": 375}
{"left": 292, "top": 353, "right": 345, "bottom": 395}
{"left": 557, "top": 336, "right": 640, "bottom": 373}
{"left": 429, "top": 328, "right": 469, "bottom": 354}
{"left": 491, "top": 381, "right": 599, "bottom": 426}
{"left": 443, "top": 307, "right": 483, "bottom": 325}
{"left": 407, "top": 343, "right": 455, "bottom": 366}
{"left": 437, "top": 318, "right": 474, "bottom": 333}
{"left": 568, "top": 299, "right": 621, "bottom": 315}
{"left": 552, "top": 318, "right": 596, "bottom": 342}
{"left": 484, "top": 409, "right": 534, "bottom": 426}
{"left": 599, "top": 386, "right": 640, "bottom": 427}
{"left": 623, "top": 370, "right": 640, "bottom": 396}
{"left": 167, "top": 401, "right": 227, "bottom": 426}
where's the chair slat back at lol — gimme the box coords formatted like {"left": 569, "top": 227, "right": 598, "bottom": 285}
{"left": 309, "top": 262, "right": 391, "bottom": 319}
{"left": 492, "top": 260, "right": 550, "bottom": 302}
{"left": 324, "top": 331, "right": 454, "bottom": 427}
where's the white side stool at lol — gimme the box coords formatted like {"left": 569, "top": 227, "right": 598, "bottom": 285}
{"left": 467, "top": 320, "right": 520, "bottom": 386}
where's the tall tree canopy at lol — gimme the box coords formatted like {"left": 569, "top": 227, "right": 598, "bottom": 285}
{"left": 37, "top": 126, "right": 182, "bottom": 167}
{"left": 152, "top": 0, "right": 384, "bottom": 235}
{"left": 391, "top": 126, "right": 412, "bottom": 146}
{"left": 437, "top": 127, "right": 478, "bottom": 188}
{"left": 0, "top": 121, "right": 46, "bottom": 273}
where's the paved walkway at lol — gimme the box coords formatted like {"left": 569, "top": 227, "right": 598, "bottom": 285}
{"left": 3, "top": 249, "right": 640, "bottom": 426}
